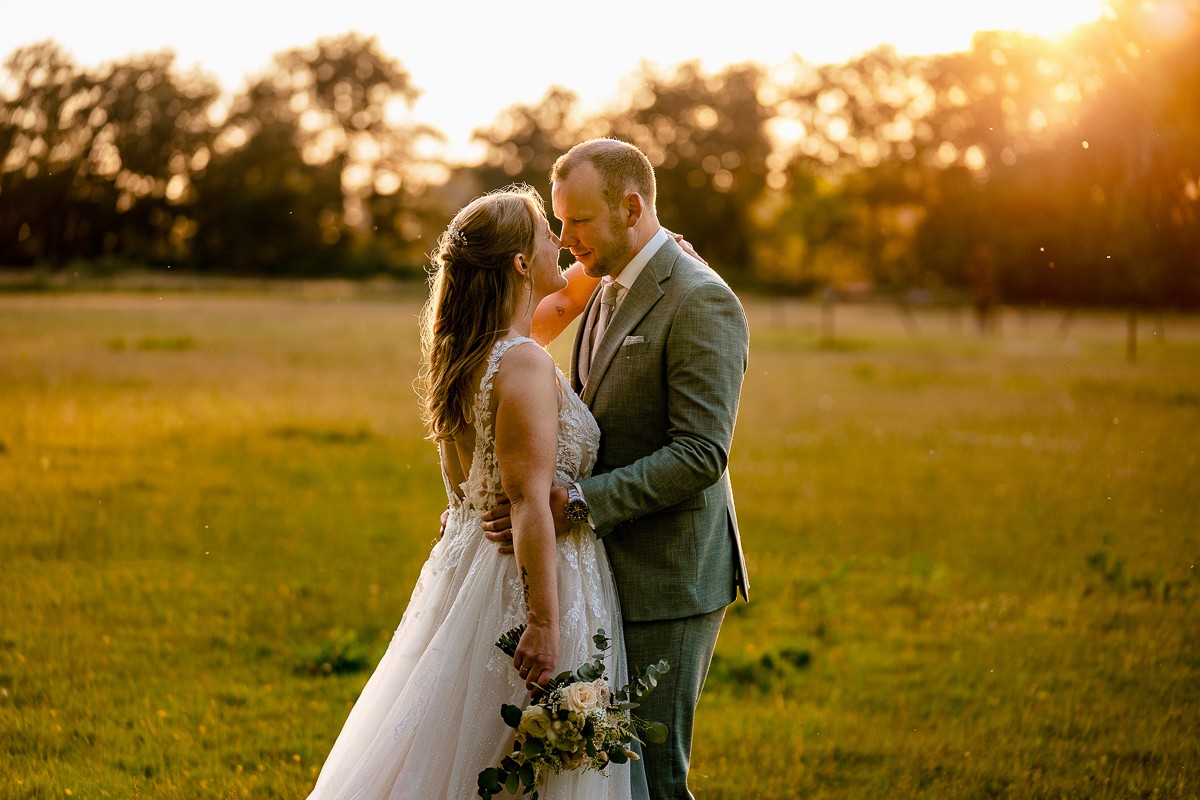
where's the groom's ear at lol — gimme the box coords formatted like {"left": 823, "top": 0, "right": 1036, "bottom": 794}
{"left": 622, "top": 192, "right": 644, "bottom": 228}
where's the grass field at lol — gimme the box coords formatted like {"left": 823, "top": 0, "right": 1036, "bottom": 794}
{"left": 1, "top": 284, "right": 1196, "bottom": 799}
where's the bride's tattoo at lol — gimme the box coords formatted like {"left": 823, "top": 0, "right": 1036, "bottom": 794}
{"left": 555, "top": 305, "right": 565, "bottom": 316}
{"left": 520, "top": 566, "right": 530, "bottom": 603}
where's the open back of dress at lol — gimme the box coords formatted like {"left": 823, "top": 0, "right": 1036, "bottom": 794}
{"left": 306, "top": 337, "right": 637, "bottom": 800}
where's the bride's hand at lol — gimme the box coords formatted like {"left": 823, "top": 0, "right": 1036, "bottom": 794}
{"left": 664, "top": 228, "right": 707, "bottom": 265}
{"left": 514, "top": 622, "right": 559, "bottom": 693}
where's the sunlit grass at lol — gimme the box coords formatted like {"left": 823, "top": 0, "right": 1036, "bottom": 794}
{"left": 0, "top": 289, "right": 1196, "bottom": 799}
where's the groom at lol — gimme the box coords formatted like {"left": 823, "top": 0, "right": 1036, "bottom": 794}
{"left": 547, "top": 138, "right": 749, "bottom": 799}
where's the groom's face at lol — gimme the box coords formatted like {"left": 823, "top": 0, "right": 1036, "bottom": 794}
{"left": 551, "top": 164, "right": 633, "bottom": 279}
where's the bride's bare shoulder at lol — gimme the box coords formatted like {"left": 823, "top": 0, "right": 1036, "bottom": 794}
{"left": 493, "top": 339, "right": 555, "bottom": 396}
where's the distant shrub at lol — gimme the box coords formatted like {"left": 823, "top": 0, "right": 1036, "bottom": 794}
{"left": 294, "top": 629, "right": 374, "bottom": 677}
{"left": 708, "top": 646, "right": 813, "bottom": 692}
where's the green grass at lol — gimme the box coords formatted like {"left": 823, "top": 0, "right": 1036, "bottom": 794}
{"left": 1, "top": 288, "right": 1196, "bottom": 799}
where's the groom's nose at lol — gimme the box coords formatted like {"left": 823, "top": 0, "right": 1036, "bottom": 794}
{"left": 558, "top": 222, "right": 578, "bottom": 248}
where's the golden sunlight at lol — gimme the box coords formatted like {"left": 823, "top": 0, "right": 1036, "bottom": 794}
{"left": 1, "top": 0, "right": 1116, "bottom": 164}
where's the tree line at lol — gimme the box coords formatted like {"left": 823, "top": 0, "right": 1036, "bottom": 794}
{"left": 1, "top": 0, "right": 1197, "bottom": 308}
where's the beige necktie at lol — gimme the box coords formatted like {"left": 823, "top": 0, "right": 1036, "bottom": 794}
{"left": 591, "top": 280, "right": 620, "bottom": 352}
{"left": 581, "top": 280, "right": 620, "bottom": 386}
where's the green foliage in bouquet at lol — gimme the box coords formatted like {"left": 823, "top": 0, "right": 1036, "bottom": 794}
{"left": 479, "top": 627, "right": 670, "bottom": 799}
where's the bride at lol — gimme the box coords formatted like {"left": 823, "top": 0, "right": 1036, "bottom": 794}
{"left": 305, "top": 185, "right": 641, "bottom": 799}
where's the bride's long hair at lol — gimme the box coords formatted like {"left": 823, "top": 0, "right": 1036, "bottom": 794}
{"left": 418, "top": 185, "right": 544, "bottom": 442}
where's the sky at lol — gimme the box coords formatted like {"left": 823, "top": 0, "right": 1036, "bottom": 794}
{"left": 1, "top": 0, "right": 1109, "bottom": 164}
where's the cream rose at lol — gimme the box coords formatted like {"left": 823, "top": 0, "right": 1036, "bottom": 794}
{"left": 563, "top": 680, "right": 604, "bottom": 714}
{"left": 518, "top": 706, "right": 552, "bottom": 738}
{"left": 592, "top": 678, "right": 610, "bottom": 707}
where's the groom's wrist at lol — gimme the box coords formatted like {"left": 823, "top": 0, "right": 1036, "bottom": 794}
{"left": 566, "top": 483, "right": 594, "bottom": 529}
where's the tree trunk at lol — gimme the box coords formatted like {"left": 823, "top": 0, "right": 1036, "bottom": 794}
{"left": 1126, "top": 309, "right": 1138, "bottom": 364}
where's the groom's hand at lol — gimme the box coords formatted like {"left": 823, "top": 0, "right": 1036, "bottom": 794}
{"left": 484, "top": 488, "right": 572, "bottom": 553}
{"left": 482, "top": 501, "right": 514, "bottom": 552}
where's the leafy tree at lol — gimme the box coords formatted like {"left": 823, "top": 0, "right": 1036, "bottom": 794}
{"left": 0, "top": 42, "right": 219, "bottom": 267}
{"left": 602, "top": 61, "right": 773, "bottom": 277}
{"left": 91, "top": 52, "right": 219, "bottom": 264}
{"left": 189, "top": 33, "right": 431, "bottom": 273}
{"left": 765, "top": 49, "right": 931, "bottom": 293}
{"left": 1049, "top": 0, "right": 1200, "bottom": 307}
{"left": 908, "top": 5, "right": 1200, "bottom": 308}
{"left": 471, "top": 87, "right": 589, "bottom": 194}
{"left": 0, "top": 41, "right": 99, "bottom": 265}
{"left": 4, "top": 12, "right": 1196, "bottom": 303}
{"left": 189, "top": 119, "right": 342, "bottom": 274}
{"left": 749, "top": 163, "right": 855, "bottom": 292}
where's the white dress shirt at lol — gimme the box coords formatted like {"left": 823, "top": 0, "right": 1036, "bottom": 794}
{"left": 607, "top": 227, "right": 670, "bottom": 309}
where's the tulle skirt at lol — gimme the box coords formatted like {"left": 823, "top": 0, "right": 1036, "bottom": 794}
{"left": 306, "top": 504, "right": 636, "bottom": 800}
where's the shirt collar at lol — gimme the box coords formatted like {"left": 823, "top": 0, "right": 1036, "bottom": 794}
{"left": 612, "top": 227, "right": 669, "bottom": 293}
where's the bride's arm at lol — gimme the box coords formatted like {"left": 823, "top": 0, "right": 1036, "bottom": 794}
{"left": 529, "top": 232, "right": 706, "bottom": 346}
{"left": 531, "top": 262, "right": 599, "bottom": 346}
{"left": 493, "top": 341, "right": 561, "bottom": 689}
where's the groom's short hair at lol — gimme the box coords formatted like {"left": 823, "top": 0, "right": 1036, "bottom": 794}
{"left": 551, "top": 138, "right": 656, "bottom": 212}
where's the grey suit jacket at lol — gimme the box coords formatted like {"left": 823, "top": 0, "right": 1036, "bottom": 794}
{"left": 572, "top": 237, "right": 750, "bottom": 622}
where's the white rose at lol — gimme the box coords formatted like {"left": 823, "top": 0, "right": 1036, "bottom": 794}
{"left": 518, "top": 705, "right": 552, "bottom": 738}
{"left": 563, "top": 680, "right": 603, "bottom": 714}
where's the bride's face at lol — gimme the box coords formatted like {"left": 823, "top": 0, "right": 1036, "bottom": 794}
{"left": 528, "top": 218, "right": 567, "bottom": 297}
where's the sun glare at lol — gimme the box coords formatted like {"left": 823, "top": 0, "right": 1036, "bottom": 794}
{"left": 0, "top": 0, "right": 1117, "bottom": 164}
{"left": 797, "top": 0, "right": 1111, "bottom": 62}
{"left": 990, "top": 0, "right": 1109, "bottom": 38}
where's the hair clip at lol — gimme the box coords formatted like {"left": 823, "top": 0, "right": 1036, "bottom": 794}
{"left": 448, "top": 228, "right": 468, "bottom": 247}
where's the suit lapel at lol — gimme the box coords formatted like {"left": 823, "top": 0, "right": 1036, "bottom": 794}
{"left": 580, "top": 240, "right": 679, "bottom": 405}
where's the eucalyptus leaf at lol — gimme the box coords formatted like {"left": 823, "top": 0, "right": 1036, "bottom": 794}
{"left": 501, "top": 704, "right": 523, "bottom": 728}
{"left": 644, "top": 721, "right": 669, "bottom": 744}
{"left": 478, "top": 767, "right": 501, "bottom": 791}
{"left": 577, "top": 662, "right": 602, "bottom": 681}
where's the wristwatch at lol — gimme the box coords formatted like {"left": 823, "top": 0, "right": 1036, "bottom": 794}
{"left": 565, "top": 485, "right": 590, "bottom": 523}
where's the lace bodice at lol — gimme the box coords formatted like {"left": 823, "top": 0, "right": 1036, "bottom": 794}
{"left": 447, "top": 336, "right": 600, "bottom": 512}
{"left": 307, "top": 336, "right": 636, "bottom": 800}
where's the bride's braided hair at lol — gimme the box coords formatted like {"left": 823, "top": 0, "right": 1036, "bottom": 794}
{"left": 418, "top": 184, "right": 544, "bottom": 441}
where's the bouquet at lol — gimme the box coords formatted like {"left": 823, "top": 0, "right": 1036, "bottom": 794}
{"left": 477, "top": 626, "right": 669, "bottom": 799}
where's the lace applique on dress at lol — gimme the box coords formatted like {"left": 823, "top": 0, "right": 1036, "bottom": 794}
{"left": 459, "top": 336, "right": 530, "bottom": 511}
{"left": 456, "top": 336, "right": 599, "bottom": 503}
{"left": 304, "top": 335, "right": 629, "bottom": 800}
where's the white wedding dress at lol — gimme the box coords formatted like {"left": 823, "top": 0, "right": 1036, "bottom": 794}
{"left": 307, "top": 337, "right": 638, "bottom": 800}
